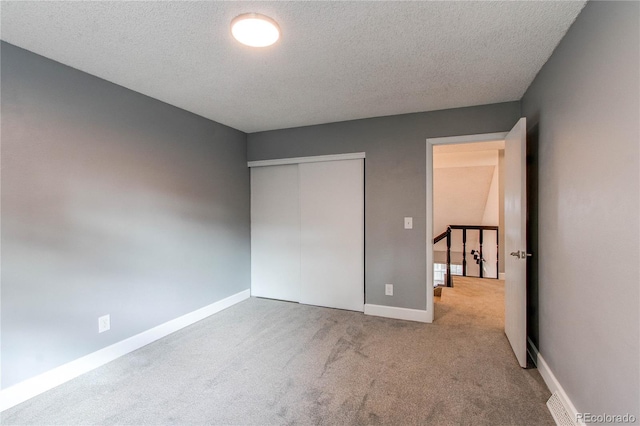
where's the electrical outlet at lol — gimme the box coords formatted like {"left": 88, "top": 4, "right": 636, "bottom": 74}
{"left": 404, "top": 217, "right": 413, "bottom": 229}
{"left": 385, "top": 284, "right": 394, "bottom": 296}
{"left": 98, "top": 314, "right": 110, "bottom": 333}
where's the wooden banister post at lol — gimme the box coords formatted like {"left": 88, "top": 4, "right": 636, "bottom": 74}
{"left": 496, "top": 228, "right": 499, "bottom": 279}
{"left": 462, "top": 228, "right": 467, "bottom": 277}
{"left": 446, "top": 227, "right": 452, "bottom": 287}
{"left": 479, "top": 229, "right": 484, "bottom": 279}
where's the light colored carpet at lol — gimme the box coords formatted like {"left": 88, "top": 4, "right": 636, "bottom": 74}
{"left": 438, "top": 276, "right": 505, "bottom": 329}
{"left": 2, "top": 277, "right": 553, "bottom": 425}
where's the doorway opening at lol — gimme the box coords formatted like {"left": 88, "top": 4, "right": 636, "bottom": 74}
{"left": 426, "top": 120, "right": 529, "bottom": 368}
{"left": 431, "top": 141, "right": 506, "bottom": 334}
{"left": 425, "top": 132, "right": 508, "bottom": 323}
{"left": 433, "top": 140, "right": 505, "bottom": 287}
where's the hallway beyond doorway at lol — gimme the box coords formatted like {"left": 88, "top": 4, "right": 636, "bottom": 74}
{"left": 435, "top": 276, "right": 504, "bottom": 330}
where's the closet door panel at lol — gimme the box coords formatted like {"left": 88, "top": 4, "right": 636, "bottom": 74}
{"left": 299, "top": 159, "right": 364, "bottom": 312}
{"left": 250, "top": 165, "right": 300, "bottom": 302}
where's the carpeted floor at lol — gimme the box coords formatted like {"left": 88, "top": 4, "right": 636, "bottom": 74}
{"left": 2, "top": 277, "right": 554, "bottom": 425}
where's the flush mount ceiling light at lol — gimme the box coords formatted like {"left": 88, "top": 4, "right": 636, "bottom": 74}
{"left": 231, "top": 13, "right": 280, "bottom": 47}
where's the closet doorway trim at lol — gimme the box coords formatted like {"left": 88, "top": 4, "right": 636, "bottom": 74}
{"left": 248, "top": 152, "right": 365, "bottom": 168}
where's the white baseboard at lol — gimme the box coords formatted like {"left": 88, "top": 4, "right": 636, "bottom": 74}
{"left": 499, "top": 272, "right": 506, "bottom": 280}
{"left": 364, "top": 304, "right": 430, "bottom": 323}
{"left": 528, "top": 338, "right": 583, "bottom": 426}
{"left": 0, "top": 289, "right": 251, "bottom": 413}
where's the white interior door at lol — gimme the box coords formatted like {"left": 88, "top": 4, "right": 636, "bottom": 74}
{"left": 250, "top": 165, "right": 300, "bottom": 302}
{"left": 504, "top": 117, "right": 528, "bottom": 367}
{"left": 299, "top": 159, "right": 364, "bottom": 312}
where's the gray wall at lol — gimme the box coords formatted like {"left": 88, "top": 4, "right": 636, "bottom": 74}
{"left": 248, "top": 103, "right": 520, "bottom": 310}
{"left": 1, "top": 42, "right": 250, "bottom": 388}
{"left": 522, "top": 1, "right": 639, "bottom": 417}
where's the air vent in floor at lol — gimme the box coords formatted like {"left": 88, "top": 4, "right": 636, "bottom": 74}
{"left": 547, "top": 392, "right": 576, "bottom": 426}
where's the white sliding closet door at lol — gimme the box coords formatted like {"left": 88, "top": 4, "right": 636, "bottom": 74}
{"left": 250, "top": 165, "right": 300, "bottom": 302}
{"left": 299, "top": 159, "right": 364, "bottom": 312}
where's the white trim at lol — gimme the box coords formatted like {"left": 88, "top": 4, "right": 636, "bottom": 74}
{"left": 427, "top": 132, "right": 508, "bottom": 146}
{"left": 499, "top": 272, "right": 506, "bottom": 280}
{"left": 425, "top": 140, "right": 435, "bottom": 323}
{"left": 426, "top": 132, "right": 508, "bottom": 323}
{"left": 364, "top": 304, "right": 429, "bottom": 323}
{"left": 0, "top": 289, "right": 251, "bottom": 412}
{"left": 528, "top": 338, "right": 584, "bottom": 426}
{"left": 248, "top": 152, "right": 365, "bottom": 168}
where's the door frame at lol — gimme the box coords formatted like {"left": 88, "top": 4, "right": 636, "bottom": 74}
{"left": 425, "top": 132, "right": 508, "bottom": 322}
{"left": 248, "top": 152, "right": 365, "bottom": 168}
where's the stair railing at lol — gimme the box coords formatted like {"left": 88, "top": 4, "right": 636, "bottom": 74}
{"left": 433, "top": 225, "right": 499, "bottom": 287}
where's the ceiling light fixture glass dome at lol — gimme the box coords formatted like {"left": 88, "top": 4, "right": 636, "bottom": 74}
{"left": 231, "top": 13, "right": 280, "bottom": 47}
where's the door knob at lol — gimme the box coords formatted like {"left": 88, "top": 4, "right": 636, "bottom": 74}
{"left": 510, "top": 250, "right": 532, "bottom": 259}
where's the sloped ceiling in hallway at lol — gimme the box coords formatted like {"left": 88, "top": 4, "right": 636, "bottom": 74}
{"left": 434, "top": 165, "right": 496, "bottom": 250}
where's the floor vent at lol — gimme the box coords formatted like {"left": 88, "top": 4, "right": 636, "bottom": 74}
{"left": 547, "top": 392, "right": 576, "bottom": 426}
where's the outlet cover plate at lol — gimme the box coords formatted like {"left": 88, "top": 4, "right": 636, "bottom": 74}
{"left": 98, "top": 314, "right": 110, "bottom": 333}
{"left": 404, "top": 217, "right": 413, "bottom": 229}
{"left": 385, "top": 284, "right": 393, "bottom": 296}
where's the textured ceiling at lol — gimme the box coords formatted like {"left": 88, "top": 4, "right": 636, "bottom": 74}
{"left": 0, "top": 1, "right": 586, "bottom": 133}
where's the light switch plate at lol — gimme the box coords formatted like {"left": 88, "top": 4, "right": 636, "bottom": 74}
{"left": 404, "top": 217, "right": 413, "bottom": 229}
